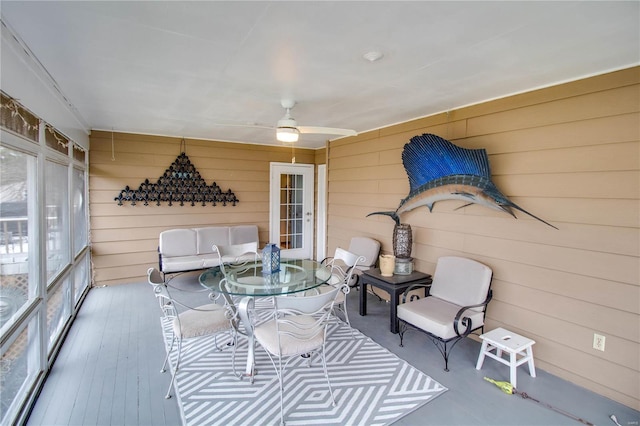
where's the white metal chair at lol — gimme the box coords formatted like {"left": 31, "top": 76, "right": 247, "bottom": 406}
{"left": 346, "top": 237, "right": 380, "bottom": 287}
{"left": 212, "top": 242, "right": 259, "bottom": 275}
{"left": 397, "top": 256, "right": 493, "bottom": 371}
{"left": 321, "top": 247, "right": 365, "bottom": 332}
{"left": 212, "top": 242, "right": 259, "bottom": 310}
{"left": 147, "top": 267, "right": 237, "bottom": 399}
{"left": 253, "top": 285, "right": 341, "bottom": 425}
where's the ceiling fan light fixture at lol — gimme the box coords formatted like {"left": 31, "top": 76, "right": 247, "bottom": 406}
{"left": 277, "top": 127, "right": 299, "bottom": 143}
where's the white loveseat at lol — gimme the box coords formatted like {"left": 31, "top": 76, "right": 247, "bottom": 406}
{"left": 158, "top": 225, "right": 259, "bottom": 273}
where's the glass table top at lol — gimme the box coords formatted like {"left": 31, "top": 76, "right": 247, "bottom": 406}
{"left": 199, "top": 258, "right": 332, "bottom": 297}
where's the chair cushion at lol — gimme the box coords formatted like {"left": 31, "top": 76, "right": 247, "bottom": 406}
{"left": 174, "top": 303, "right": 230, "bottom": 339}
{"left": 317, "top": 283, "right": 345, "bottom": 303}
{"left": 348, "top": 237, "right": 380, "bottom": 268}
{"left": 254, "top": 315, "right": 324, "bottom": 357}
{"left": 429, "top": 256, "right": 492, "bottom": 311}
{"left": 397, "top": 296, "right": 485, "bottom": 340}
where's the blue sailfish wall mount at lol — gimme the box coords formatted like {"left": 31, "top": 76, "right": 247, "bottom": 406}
{"left": 368, "top": 133, "right": 558, "bottom": 229}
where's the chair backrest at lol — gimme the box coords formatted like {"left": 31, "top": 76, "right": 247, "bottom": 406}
{"left": 328, "top": 247, "right": 365, "bottom": 286}
{"left": 147, "top": 267, "right": 177, "bottom": 318}
{"left": 273, "top": 286, "right": 340, "bottom": 341}
{"left": 213, "top": 242, "right": 259, "bottom": 274}
{"left": 147, "top": 266, "right": 164, "bottom": 287}
{"left": 347, "top": 237, "right": 380, "bottom": 270}
{"left": 429, "top": 256, "right": 493, "bottom": 311}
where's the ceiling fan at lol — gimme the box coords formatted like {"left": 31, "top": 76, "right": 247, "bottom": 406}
{"left": 275, "top": 100, "right": 357, "bottom": 143}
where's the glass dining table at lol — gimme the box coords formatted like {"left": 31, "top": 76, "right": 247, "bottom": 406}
{"left": 199, "top": 258, "right": 332, "bottom": 380}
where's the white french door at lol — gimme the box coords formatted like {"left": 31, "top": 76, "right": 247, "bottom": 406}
{"left": 269, "top": 163, "right": 314, "bottom": 259}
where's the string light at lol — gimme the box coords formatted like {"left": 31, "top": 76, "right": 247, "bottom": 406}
{"left": 0, "top": 97, "right": 39, "bottom": 133}
{"left": 1, "top": 94, "right": 80, "bottom": 154}
{"left": 45, "top": 124, "right": 69, "bottom": 149}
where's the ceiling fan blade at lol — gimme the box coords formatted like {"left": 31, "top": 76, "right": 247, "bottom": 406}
{"left": 297, "top": 126, "right": 357, "bottom": 136}
{"left": 210, "top": 122, "right": 274, "bottom": 130}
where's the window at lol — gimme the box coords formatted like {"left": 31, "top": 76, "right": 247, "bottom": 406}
{"left": 0, "top": 147, "right": 37, "bottom": 329}
{"left": 45, "top": 160, "right": 70, "bottom": 283}
{"left": 73, "top": 252, "right": 89, "bottom": 306}
{"left": 0, "top": 93, "right": 90, "bottom": 425}
{"left": 72, "top": 167, "right": 87, "bottom": 257}
{"left": 0, "top": 315, "right": 40, "bottom": 424}
{"left": 46, "top": 275, "right": 71, "bottom": 352}
{"left": 44, "top": 125, "right": 68, "bottom": 156}
{"left": 0, "top": 92, "right": 38, "bottom": 142}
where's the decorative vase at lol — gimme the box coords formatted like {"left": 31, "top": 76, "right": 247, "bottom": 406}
{"left": 379, "top": 254, "right": 396, "bottom": 277}
{"left": 262, "top": 243, "right": 280, "bottom": 274}
{"left": 393, "top": 223, "right": 413, "bottom": 259}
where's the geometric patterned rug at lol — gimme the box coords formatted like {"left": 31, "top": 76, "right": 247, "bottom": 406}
{"left": 161, "top": 313, "right": 447, "bottom": 426}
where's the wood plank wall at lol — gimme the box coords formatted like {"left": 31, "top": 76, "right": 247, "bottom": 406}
{"left": 88, "top": 132, "right": 317, "bottom": 286}
{"left": 326, "top": 67, "right": 639, "bottom": 409}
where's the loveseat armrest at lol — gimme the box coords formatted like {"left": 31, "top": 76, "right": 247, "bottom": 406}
{"left": 453, "top": 289, "right": 493, "bottom": 337}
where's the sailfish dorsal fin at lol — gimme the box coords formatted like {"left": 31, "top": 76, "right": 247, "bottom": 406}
{"left": 402, "top": 134, "right": 491, "bottom": 193}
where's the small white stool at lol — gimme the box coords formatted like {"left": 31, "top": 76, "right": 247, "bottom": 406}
{"left": 476, "top": 327, "right": 536, "bottom": 388}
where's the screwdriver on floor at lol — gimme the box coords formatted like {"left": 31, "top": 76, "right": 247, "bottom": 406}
{"left": 484, "top": 377, "right": 595, "bottom": 426}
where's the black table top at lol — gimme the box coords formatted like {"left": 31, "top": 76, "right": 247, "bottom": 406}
{"left": 363, "top": 268, "right": 431, "bottom": 284}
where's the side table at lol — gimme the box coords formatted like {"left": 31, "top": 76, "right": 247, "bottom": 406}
{"left": 359, "top": 268, "right": 432, "bottom": 333}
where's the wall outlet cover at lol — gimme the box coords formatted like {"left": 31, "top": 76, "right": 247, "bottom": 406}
{"left": 593, "top": 333, "right": 606, "bottom": 351}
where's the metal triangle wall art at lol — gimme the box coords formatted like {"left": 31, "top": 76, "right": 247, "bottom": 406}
{"left": 114, "top": 152, "right": 239, "bottom": 207}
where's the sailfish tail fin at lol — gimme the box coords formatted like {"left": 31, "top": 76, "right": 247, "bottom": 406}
{"left": 366, "top": 211, "right": 400, "bottom": 225}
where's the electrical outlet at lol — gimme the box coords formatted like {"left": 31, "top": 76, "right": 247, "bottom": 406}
{"left": 593, "top": 333, "right": 606, "bottom": 351}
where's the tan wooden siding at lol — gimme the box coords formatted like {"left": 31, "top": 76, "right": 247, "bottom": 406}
{"left": 89, "top": 132, "right": 316, "bottom": 285}
{"left": 326, "top": 67, "right": 640, "bottom": 409}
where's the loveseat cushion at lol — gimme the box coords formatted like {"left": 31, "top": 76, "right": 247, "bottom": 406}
{"left": 230, "top": 225, "right": 259, "bottom": 245}
{"left": 160, "top": 256, "right": 204, "bottom": 273}
{"left": 159, "top": 229, "right": 197, "bottom": 257}
{"left": 159, "top": 225, "right": 260, "bottom": 273}
{"left": 195, "top": 227, "right": 230, "bottom": 255}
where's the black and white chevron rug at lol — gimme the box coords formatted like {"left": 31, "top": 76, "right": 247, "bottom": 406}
{"left": 161, "top": 315, "right": 447, "bottom": 426}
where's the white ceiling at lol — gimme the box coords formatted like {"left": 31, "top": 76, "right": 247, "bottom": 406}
{"left": 1, "top": 1, "right": 638, "bottom": 149}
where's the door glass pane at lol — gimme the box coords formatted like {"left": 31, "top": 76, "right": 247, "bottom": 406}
{"left": 0, "top": 147, "right": 36, "bottom": 329}
{"left": 279, "top": 173, "right": 304, "bottom": 250}
{"left": 72, "top": 167, "right": 86, "bottom": 256}
{"left": 0, "top": 316, "right": 40, "bottom": 424}
{"left": 45, "top": 160, "right": 69, "bottom": 283}
{"left": 46, "top": 276, "right": 70, "bottom": 352}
